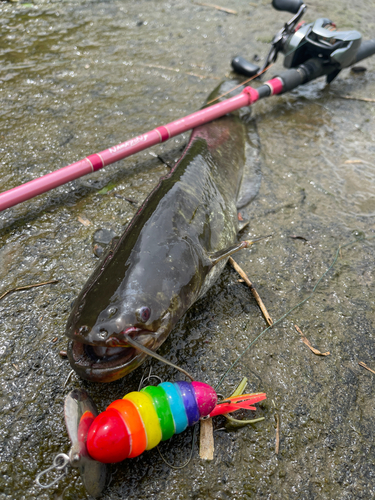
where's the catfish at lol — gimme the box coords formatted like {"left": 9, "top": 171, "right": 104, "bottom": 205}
{"left": 66, "top": 80, "right": 261, "bottom": 382}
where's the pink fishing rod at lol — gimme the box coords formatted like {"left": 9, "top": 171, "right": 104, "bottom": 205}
{"left": 2, "top": 0, "right": 375, "bottom": 214}
{"left": 0, "top": 40, "right": 375, "bottom": 211}
{"left": 0, "top": 85, "right": 264, "bottom": 212}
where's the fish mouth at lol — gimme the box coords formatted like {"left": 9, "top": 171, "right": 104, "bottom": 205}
{"left": 67, "top": 329, "right": 156, "bottom": 383}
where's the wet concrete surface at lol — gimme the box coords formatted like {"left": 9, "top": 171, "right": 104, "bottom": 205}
{"left": 0, "top": 0, "right": 375, "bottom": 498}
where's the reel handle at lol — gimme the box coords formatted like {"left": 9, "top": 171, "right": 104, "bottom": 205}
{"left": 231, "top": 56, "right": 260, "bottom": 77}
{"left": 272, "top": 0, "right": 304, "bottom": 14}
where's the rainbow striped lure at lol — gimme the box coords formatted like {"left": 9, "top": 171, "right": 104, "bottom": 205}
{"left": 36, "top": 381, "right": 266, "bottom": 497}
{"left": 86, "top": 380, "right": 266, "bottom": 463}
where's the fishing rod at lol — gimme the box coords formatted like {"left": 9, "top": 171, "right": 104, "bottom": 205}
{"left": 1, "top": 0, "right": 374, "bottom": 213}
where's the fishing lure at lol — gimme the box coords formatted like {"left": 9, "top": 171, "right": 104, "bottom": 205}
{"left": 84, "top": 380, "right": 266, "bottom": 463}
{"left": 37, "top": 381, "right": 266, "bottom": 497}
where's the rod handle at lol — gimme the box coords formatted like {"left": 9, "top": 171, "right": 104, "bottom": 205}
{"left": 355, "top": 39, "right": 375, "bottom": 63}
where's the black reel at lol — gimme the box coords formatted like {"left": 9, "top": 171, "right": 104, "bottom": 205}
{"left": 232, "top": 0, "right": 362, "bottom": 83}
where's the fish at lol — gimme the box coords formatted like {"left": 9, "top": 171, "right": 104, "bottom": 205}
{"left": 66, "top": 80, "right": 262, "bottom": 382}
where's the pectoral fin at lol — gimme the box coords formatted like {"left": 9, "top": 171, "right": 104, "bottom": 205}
{"left": 210, "top": 235, "right": 272, "bottom": 266}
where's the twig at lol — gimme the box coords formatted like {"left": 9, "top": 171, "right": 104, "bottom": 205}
{"left": 64, "top": 370, "right": 75, "bottom": 388}
{"left": 295, "top": 324, "right": 330, "bottom": 356}
{"left": 138, "top": 63, "right": 220, "bottom": 80}
{"left": 340, "top": 95, "right": 375, "bottom": 103}
{"left": 289, "top": 235, "right": 308, "bottom": 242}
{"left": 275, "top": 414, "right": 280, "bottom": 454}
{"left": 216, "top": 237, "right": 374, "bottom": 391}
{"left": 194, "top": 2, "right": 237, "bottom": 14}
{"left": 359, "top": 361, "right": 375, "bottom": 375}
{"left": 149, "top": 151, "right": 174, "bottom": 169}
{"left": 0, "top": 279, "right": 59, "bottom": 302}
{"left": 229, "top": 257, "right": 273, "bottom": 327}
{"left": 199, "top": 418, "right": 214, "bottom": 460}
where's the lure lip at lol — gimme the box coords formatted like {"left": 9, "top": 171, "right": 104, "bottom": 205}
{"left": 64, "top": 388, "right": 107, "bottom": 496}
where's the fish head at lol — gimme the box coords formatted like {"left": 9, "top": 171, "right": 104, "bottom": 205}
{"left": 66, "top": 281, "right": 180, "bottom": 382}
{"left": 65, "top": 235, "right": 203, "bottom": 383}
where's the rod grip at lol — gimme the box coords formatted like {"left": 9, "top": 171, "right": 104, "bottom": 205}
{"left": 355, "top": 39, "right": 375, "bottom": 63}
{"left": 276, "top": 68, "right": 304, "bottom": 92}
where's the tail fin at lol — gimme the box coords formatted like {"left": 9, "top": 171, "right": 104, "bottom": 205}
{"left": 208, "top": 392, "right": 266, "bottom": 418}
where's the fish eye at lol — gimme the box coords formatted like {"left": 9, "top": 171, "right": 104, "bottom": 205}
{"left": 137, "top": 306, "right": 151, "bottom": 323}
{"left": 107, "top": 307, "right": 117, "bottom": 319}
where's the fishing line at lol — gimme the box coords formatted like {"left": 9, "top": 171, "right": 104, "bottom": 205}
{"left": 156, "top": 424, "right": 198, "bottom": 470}
{"left": 124, "top": 335, "right": 195, "bottom": 381}
{"left": 206, "top": 64, "right": 273, "bottom": 106}
{"left": 207, "top": 38, "right": 309, "bottom": 107}
{"left": 147, "top": 237, "right": 373, "bottom": 472}
{"left": 136, "top": 363, "right": 197, "bottom": 471}
{"left": 215, "top": 235, "right": 375, "bottom": 391}
{"left": 283, "top": 38, "right": 309, "bottom": 61}
{"left": 207, "top": 39, "right": 310, "bottom": 107}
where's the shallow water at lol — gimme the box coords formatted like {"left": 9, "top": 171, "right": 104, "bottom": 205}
{"left": 0, "top": 1, "right": 375, "bottom": 499}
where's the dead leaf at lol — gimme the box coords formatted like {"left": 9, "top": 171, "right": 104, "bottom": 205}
{"left": 78, "top": 216, "right": 91, "bottom": 226}
{"left": 295, "top": 324, "right": 330, "bottom": 356}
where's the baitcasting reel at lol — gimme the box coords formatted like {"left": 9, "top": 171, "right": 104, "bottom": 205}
{"left": 232, "top": 0, "right": 362, "bottom": 83}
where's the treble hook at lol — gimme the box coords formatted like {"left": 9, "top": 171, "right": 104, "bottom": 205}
{"left": 35, "top": 453, "right": 70, "bottom": 489}
{"left": 138, "top": 365, "right": 163, "bottom": 391}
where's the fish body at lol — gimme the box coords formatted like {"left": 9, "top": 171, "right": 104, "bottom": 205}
{"left": 66, "top": 81, "right": 260, "bottom": 382}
